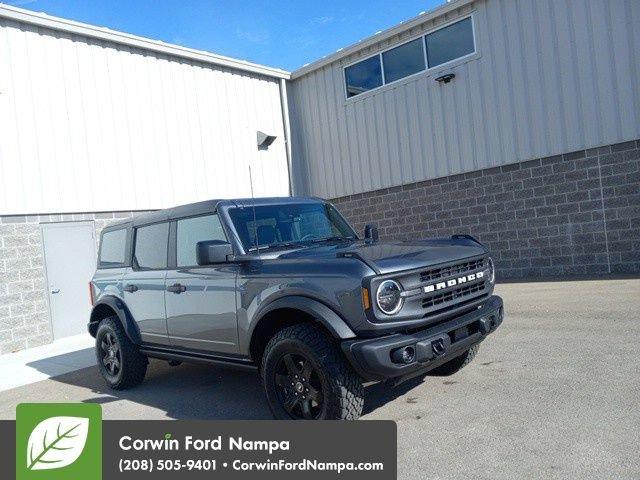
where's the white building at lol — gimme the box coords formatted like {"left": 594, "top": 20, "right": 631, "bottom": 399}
{"left": 0, "top": 4, "right": 291, "bottom": 353}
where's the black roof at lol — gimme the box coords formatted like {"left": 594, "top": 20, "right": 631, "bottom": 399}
{"left": 103, "top": 196, "right": 325, "bottom": 230}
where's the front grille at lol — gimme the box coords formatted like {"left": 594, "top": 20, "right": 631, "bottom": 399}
{"left": 421, "top": 279, "right": 486, "bottom": 310}
{"left": 419, "top": 258, "right": 485, "bottom": 283}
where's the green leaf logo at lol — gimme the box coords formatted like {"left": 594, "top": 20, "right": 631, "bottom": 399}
{"left": 26, "top": 416, "right": 90, "bottom": 471}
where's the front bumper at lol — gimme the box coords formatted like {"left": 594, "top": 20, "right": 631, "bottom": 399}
{"left": 341, "top": 295, "right": 504, "bottom": 382}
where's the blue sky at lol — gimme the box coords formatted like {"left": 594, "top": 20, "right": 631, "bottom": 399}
{"left": 7, "top": 0, "right": 443, "bottom": 71}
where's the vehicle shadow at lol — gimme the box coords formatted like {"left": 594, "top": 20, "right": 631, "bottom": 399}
{"left": 39, "top": 359, "right": 424, "bottom": 420}
{"left": 23, "top": 347, "right": 95, "bottom": 378}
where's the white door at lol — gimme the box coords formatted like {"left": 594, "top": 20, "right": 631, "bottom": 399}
{"left": 42, "top": 222, "right": 97, "bottom": 339}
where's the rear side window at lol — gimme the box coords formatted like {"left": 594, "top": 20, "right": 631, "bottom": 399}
{"left": 176, "top": 214, "right": 227, "bottom": 267}
{"left": 99, "top": 229, "right": 127, "bottom": 267}
{"left": 134, "top": 223, "right": 169, "bottom": 269}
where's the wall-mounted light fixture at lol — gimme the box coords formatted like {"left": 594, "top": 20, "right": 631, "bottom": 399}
{"left": 257, "top": 131, "right": 277, "bottom": 150}
{"left": 435, "top": 73, "right": 455, "bottom": 84}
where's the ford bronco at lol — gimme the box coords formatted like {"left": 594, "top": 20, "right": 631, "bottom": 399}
{"left": 89, "top": 197, "right": 503, "bottom": 420}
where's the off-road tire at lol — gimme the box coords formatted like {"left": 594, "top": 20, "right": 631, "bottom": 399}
{"left": 262, "top": 323, "right": 364, "bottom": 420}
{"left": 427, "top": 344, "right": 480, "bottom": 376}
{"left": 96, "top": 316, "right": 148, "bottom": 390}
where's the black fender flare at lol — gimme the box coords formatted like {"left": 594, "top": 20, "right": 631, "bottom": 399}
{"left": 88, "top": 295, "right": 141, "bottom": 344}
{"left": 251, "top": 296, "right": 356, "bottom": 341}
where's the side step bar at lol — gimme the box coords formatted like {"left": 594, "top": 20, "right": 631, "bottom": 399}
{"left": 139, "top": 346, "right": 258, "bottom": 372}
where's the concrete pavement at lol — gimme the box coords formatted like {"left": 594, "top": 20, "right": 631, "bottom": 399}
{"left": 0, "top": 333, "right": 94, "bottom": 392}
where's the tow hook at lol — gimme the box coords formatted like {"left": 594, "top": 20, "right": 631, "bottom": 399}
{"left": 432, "top": 338, "right": 446, "bottom": 356}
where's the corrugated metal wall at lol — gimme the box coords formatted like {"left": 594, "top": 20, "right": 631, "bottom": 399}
{"left": 289, "top": 0, "right": 640, "bottom": 199}
{"left": 0, "top": 18, "right": 289, "bottom": 215}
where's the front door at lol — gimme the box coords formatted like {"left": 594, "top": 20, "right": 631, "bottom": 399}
{"left": 165, "top": 214, "right": 239, "bottom": 354}
{"left": 123, "top": 222, "right": 170, "bottom": 346}
{"left": 42, "top": 222, "right": 96, "bottom": 339}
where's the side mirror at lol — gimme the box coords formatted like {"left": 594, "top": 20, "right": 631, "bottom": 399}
{"left": 196, "top": 240, "right": 233, "bottom": 265}
{"left": 364, "top": 224, "right": 379, "bottom": 243}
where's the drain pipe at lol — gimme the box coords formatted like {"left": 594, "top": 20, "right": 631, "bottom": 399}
{"left": 278, "top": 77, "right": 293, "bottom": 196}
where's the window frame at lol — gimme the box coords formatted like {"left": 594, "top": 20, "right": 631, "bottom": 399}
{"left": 342, "top": 14, "right": 477, "bottom": 100}
{"left": 131, "top": 221, "right": 171, "bottom": 271}
{"left": 171, "top": 212, "right": 230, "bottom": 269}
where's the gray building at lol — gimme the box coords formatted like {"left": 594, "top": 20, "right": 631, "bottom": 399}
{"left": 1, "top": 0, "right": 639, "bottom": 354}
{"left": 288, "top": 0, "right": 640, "bottom": 279}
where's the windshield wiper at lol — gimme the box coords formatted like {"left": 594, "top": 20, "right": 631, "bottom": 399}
{"left": 248, "top": 241, "right": 304, "bottom": 252}
{"left": 311, "top": 235, "right": 355, "bottom": 244}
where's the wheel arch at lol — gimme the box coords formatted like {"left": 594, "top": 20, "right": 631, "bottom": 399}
{"left": 248, "top": 296, "right": 356, "bottom": 365}
{"left": 88, "top": 296, "right": 141, "bottom": 344}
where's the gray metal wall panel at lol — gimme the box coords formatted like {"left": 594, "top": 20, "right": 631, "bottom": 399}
{"left": 289, "top": 0, "right": 640, "bottom": 199}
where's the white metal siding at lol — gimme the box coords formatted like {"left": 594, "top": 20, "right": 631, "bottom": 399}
{"left": 0, "top": 18, "right": 289, "bottom": 215}
{"left": 289, "top": 0, "right": 640, "bottom": 199}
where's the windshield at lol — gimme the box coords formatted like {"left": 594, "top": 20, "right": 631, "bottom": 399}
{"left": 228, "top": 202, "right": 357, "bottom": 251}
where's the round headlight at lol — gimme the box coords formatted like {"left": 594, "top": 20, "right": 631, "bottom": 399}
{"left": 488, "top": 257, "right": 495, "bottom": 283}
{"left": 376, "top": 280, "right": 403, "bottom": 315}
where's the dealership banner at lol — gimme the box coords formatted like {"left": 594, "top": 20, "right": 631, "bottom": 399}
{"left": 4, "top": 403, "right": 396, "bottom": 479}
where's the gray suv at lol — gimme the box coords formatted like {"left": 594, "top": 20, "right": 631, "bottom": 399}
{"left": 89, "top": 197, "right": 503, "bottom": 420}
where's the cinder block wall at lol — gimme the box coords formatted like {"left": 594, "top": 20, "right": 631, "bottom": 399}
{"left": 331, "top": 140, "right": 640, "bottom": 279}
{"left": 0, "top": 212, "right": 139, "bottom": 354}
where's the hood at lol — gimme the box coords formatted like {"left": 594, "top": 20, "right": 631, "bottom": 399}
{"left": 277, "top": 238, "right": 486, "bottom": 275}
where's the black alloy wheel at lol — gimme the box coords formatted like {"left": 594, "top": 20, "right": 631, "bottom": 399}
{"left": 274, "top": 352, "right": 324, "bottom": 420}
{"left": 262, "top": 323, "right": 364, "bottom": 420}
{"left": 100, "top": 331, "right": 121, "bottom": 377}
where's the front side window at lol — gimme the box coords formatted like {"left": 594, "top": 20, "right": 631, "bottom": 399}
{"left": 425, "top": 17, "right": 475, "bottom": 68}
{"left": 382, "top": 38, "right": 426, "bottom": 83}
{"left": 99, "top": 229, "right": 127, "bottom": 267}
{"left": 134, "top": 222, "right": 169, "bottom": 269}
{"left": 228, "top": 203, "right": 356, "bottom": 251}
{"left": 345, "top": 55, "right": 383, "bottom": 98}
{"left": 176, "top": 214, "right": 227, "bottom": 267}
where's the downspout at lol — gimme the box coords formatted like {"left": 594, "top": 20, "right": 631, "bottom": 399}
{"left": 278, "top": 77, "right": 293, "bottom": 196}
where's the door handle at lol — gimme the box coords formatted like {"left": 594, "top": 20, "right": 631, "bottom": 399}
{"left": 51, "top": 289, "right": 60, "bottom": 294}
{"left": 166, "top": 283, "right": 186, "bottom": 294}
{"left": 123, "top": 284, "right": 139, "bottom": 293}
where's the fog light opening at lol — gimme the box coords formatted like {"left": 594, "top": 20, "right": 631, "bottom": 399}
{"left": 392, "top": 345, "right": 416, "bottom": 364}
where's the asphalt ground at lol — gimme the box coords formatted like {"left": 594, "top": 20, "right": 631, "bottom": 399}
{"left": 1, "top": 278, "right": 638, "bottom": 479}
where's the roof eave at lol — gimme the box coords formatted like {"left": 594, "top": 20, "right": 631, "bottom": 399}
{"left": 0, "top": 3, "right": 290, "bottom": 80}
{"left": 290, "top": 0, "right": 475, "bottom": 79}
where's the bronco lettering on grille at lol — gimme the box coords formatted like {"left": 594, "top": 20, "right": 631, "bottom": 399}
{"left": 423, "top": 271, "right": 484, "bottom": 293}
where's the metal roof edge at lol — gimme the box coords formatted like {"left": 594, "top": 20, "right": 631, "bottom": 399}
{"left": 0, "top": 3, "right": 291, "bottom": 80}
{"left": 290, "top": 0, "right": 474, "bottom": 80}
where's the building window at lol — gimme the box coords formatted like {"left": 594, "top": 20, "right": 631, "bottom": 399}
{"left": 176, "top": 214, "right": 227, "bottom": 267}
{"left": 345, "top": 55, "right": 383, "bottom": 98}
{"left": 133, "top": 222, "right": 169, "bottom": 269}
{"left": 425, "top": 17, "right": 475, "bottom": 68}
{"left": 344, "top": 16, "right": 475, "bottom": 98}
{"left": 382, "top": 38, "right": 426, "bottom": 84}
{"left": 99, "top": 229, "right": 127, "bottom": 267}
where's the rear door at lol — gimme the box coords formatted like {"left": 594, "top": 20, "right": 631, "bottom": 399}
{"left": 165, "top": 213, "right": 239, "bottom": 354}
{"left": 122, "top": 222, "right": 170, "bottom": 346}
